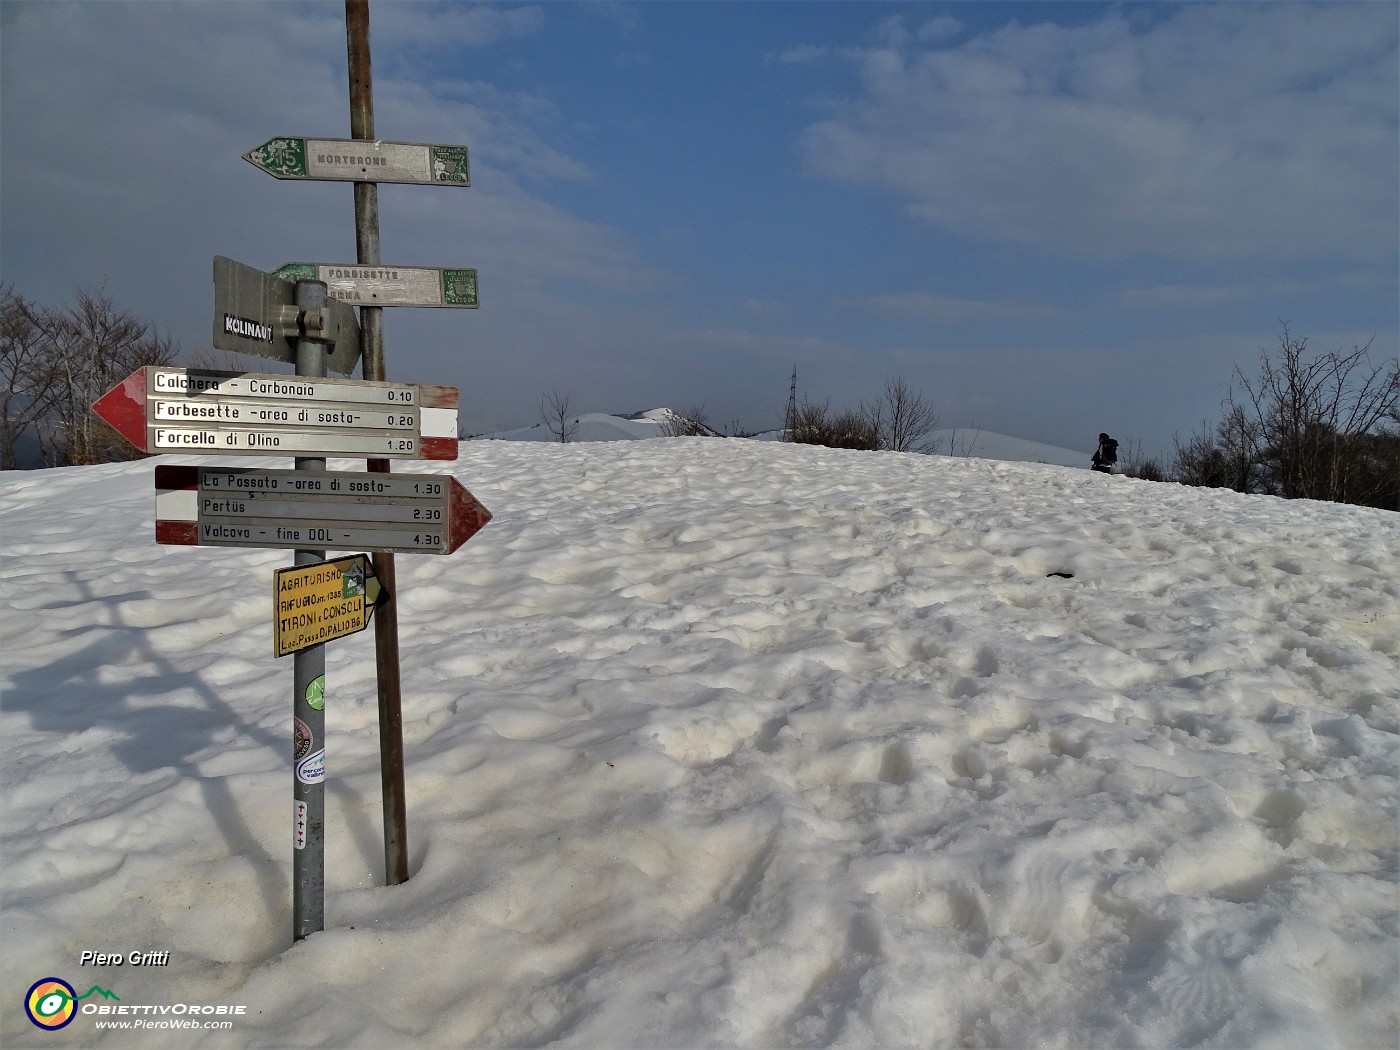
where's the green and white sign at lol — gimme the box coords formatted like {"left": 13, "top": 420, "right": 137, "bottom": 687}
{"left": 244, "top": 138, "right": 470, "bottom": 186}
{"left": 272, "top": 264, "right": 478, "bottom": 309}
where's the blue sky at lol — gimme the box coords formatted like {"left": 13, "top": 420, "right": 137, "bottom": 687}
{"left": 3, "top": 1, "right": 1396, "bottom": 462}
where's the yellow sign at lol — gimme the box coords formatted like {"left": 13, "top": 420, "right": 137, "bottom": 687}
{"left": 274, "top": 554, "right": 383, "bottom": 657}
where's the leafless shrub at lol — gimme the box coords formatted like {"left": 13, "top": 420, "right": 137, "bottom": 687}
{"left": 2, "top": 285, "right": 177, "bottom": 467}
{"left": 539, "top": 388, "right": 579, "bottom": 443}
{"left": 875, "top": 376, "right": 939, "bottom": 453}
{"left": 1171, "top": 326, "right": 1398, "bottom": 509}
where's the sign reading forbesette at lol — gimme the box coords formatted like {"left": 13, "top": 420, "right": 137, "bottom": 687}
{"left": 273, "top": 263, "right": 478, "bottom": 309}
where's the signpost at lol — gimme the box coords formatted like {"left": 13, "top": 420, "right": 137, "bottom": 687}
{"left": 272, "top": 263, "right": 478, "bottom": 309}
{"left": 244, "top": 137, "right": 469, "bottom": 187}
{"left": 274, "top": 554, "right": 384, "bottom": 658}
{"left": 92, "top": 367, "right": 460, "bottom": 460}
{"left": 89, "top": 2, "right": 490, "bottom": 947}
{"left": 153, "top": 465, "right": 491, "bottom": 555}
{"left": 213, "top": 256, "right": 362, "bottom": 373}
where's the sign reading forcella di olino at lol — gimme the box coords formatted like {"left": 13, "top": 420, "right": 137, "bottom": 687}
{"left": 272, "top": 263, "right": 478, "bottom": 308}
{"left": 153, "top": 465, "right": 492, "bottom": 556}
{"left": 92, "top": 367, "right": 460, "bottom": 460}
{"left": 244, "top": 137, "right": 469, "bottom": 186}
{"left": 274, "top": 554, "right": 384, "bottom": 658}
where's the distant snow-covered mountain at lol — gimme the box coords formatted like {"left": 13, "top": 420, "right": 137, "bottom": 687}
{"left": 474, "top": 411, "right": 1090, "bottom": 468}
{"left": 474, "top": 409, "right": 676, "bottom": 444}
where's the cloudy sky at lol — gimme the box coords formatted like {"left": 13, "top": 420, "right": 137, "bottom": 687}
{"left": 3, "top": 1, "right": 1396, "bottom": 460}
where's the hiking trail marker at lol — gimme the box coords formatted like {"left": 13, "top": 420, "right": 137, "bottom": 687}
{"left": 213, "top": 256, "right": 362, "bottom": 372}
{"left": 272, "top": 264, "right": 478, "bottom": 309}
{"left": 273, "top": 554, "right": 384, "bottom": 657}
{"left": 154, "top": 465, "right": 491, "bottom": 555}
{"left": 92, "top": 367, "right": 459, "bottom": 460}
{"left": 244, "top": 137, "right": 469, "bottom": 187}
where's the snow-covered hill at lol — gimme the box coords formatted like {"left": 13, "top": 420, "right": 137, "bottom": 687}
{"left": 3, "top": 440, "right": 1396, "bottom": 1048}
{"left": 478, "top": 411, "right": 1092, "bottom": 468}
{"left": 475, "top": 408, "right": 678, "bottom": 443}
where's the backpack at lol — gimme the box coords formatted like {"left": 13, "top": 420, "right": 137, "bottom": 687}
{"left": 1103, "top": 439, "right": 1118, "bottom": 463}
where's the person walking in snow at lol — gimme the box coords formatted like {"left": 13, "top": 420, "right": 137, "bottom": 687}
{"left": 1091, "top": 433, "right": 1118, "bottom": 474}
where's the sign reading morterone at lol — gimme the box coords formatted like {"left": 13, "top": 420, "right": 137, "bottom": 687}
{"left": 243, "top": 138, "right": 470, "bottom": 186}
{"left": 91, "top": 367, "right": 460, "bottom": 460}
{"left": 273, "top": 554, "right": 384, "bottom": 657}
{"left": 272, "top": 264, "right": 478, "bottom": 309}
{"left": 154, "top": 466, "right": 492, "bottom": 556}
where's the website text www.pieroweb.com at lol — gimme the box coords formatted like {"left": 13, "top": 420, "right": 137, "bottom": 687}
{"left": 24, "top": 956, "right": 247, "bottom": 1034}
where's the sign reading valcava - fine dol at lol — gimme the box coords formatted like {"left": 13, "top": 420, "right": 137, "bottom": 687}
{"left": 213, "top": 256, "right": 361, "bottom": 372}
{"left": 274, "top": 554, "right": 383, "bottom": 657}
{"left": 154, "top": 465, "right": 492, "bottom": 555}
{"left": 92, "top": 367, "right": 459, "bottom": 460}
{"left": 244, "top": 138, "right": 469, "bottom": 186}
{"left": 273, "top": 264, "right": 478, "bottom": 309}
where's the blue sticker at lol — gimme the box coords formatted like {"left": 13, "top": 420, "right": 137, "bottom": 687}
{"left": 296, "top": 749, "right": 325, "bottom": 785}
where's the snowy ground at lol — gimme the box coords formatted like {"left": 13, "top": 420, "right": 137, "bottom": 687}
{"left": 2, "top": 439, "right": 1397, "bottom": 1049}
{"left": 476, "top": 413, "right": 1092, "bottom": 473}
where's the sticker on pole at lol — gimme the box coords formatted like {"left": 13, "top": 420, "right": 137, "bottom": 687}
{"left": 274, "top": 554, "right": 385, "bottom": 657}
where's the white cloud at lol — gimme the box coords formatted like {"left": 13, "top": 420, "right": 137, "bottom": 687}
{"left": 916, "top": 17, "right": 963, "bottom": 44}
{"left": 801, "top": 5, "right": 1399, "bottom": 265}
{"left": 373, "top": 4, "right": 545, "bottom": 49}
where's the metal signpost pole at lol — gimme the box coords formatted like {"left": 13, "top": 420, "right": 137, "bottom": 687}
{"left": 346, "top": 0, "right": 409, "bottom": 888}
{"left": 292, "top": 279, "right": 329, "bottom": 941}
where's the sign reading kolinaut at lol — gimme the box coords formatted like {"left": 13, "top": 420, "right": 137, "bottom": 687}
{"left": 244, "top": 138, "right": 470, "bottom": 186}
{"left": 92, "top": 367, "right": 459, "bottom": 460}
{"left": 212, "top": 256, "right": 362, "bottom": 371}
{"left": 154, "top": 465, "right": 492, "bottom": 555}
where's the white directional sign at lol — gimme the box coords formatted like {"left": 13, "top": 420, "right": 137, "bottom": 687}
{"left": 155, "top": 466, "right": 491, "bottom": 555}
{"left": 272, "top": 264, "right": 478, "bottom": 308}
{"left": 92, "top": 367, "right": 459, "bottom": 460}
{"left": 244, "top": 138, "right": 470, "bottom": 186}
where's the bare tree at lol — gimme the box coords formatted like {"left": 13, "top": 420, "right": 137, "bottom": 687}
{"left": 539, "top": 388, "right": 579, "bottom": 443}
{"left": 1232, "top": 325, "right": 1398, "bottom": 504}
{"left": 1173, "top": 326, "right": 1398, "bottom": 509}
{"left": 1, "top": 286, "right": 177, "bottom": 467}
{"left": 946, "top": 424, "right": 981, "bottom": 457}
{"left": 874, "top": 376, "right": 939, "bottom": 453}
{"left": 790, "top": 397, "right": 879, "bottom": 450}
{"left": 1118, "top": 437, "right": 1166, "bottom": 482}
{"left": 1, "top": 287, "right": 58, "bottom": 468}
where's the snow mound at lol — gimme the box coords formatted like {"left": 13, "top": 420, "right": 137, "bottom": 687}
{"left": 482, "top": 413, "right": 1089, "bottom": 468}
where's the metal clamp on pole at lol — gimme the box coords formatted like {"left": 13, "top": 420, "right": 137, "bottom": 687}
{"left": 299, "top": 307, "right": 330, "bottom": 340}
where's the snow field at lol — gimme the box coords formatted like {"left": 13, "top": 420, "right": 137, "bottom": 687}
{"left": 2, "top": 438, "right": 1397, "bottom": 1048}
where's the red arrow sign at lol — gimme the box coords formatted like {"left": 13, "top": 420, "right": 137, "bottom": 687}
{"left": 154, "top": 466, "right": 490, "bottom": 555}
{"left": 91, "top": 368, "right": 148, "bottom": 451}
{"left": 92, "top": 367, "right": 459, "bottom": 460}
